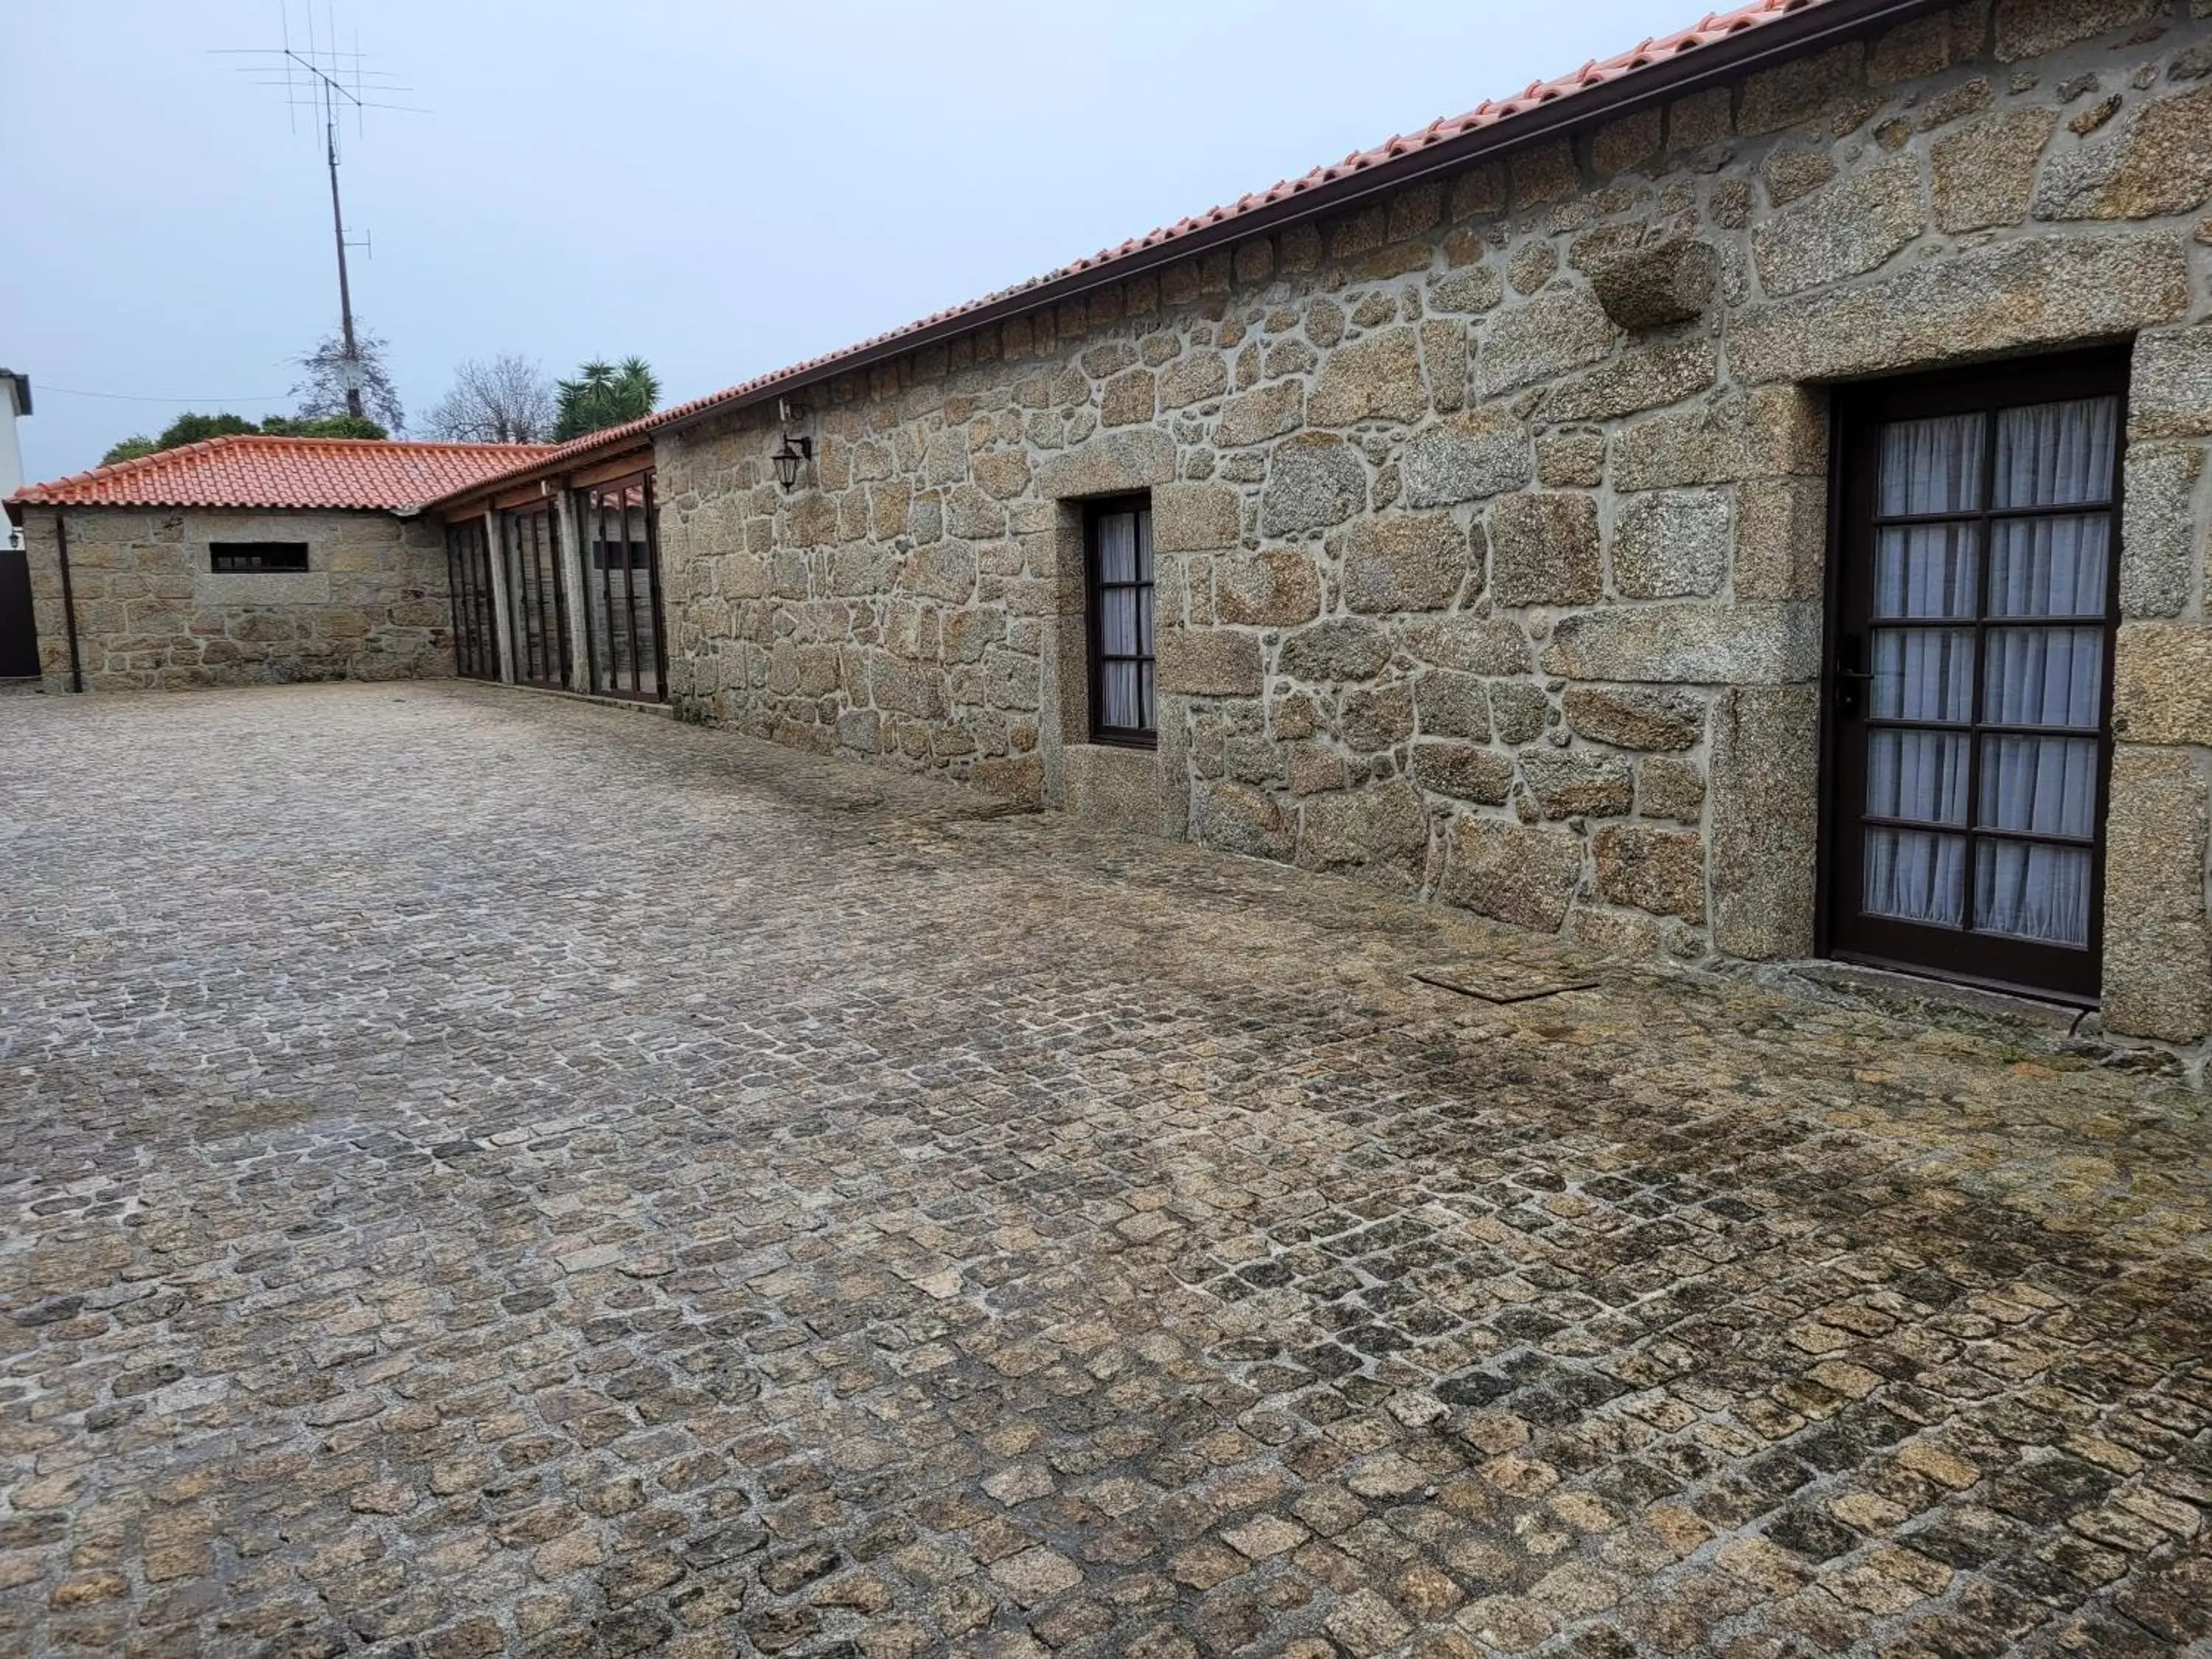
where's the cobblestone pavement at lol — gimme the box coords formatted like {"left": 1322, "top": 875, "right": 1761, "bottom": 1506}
{"left": 4, "top": 684, "right": 2211, "bottom": 1659}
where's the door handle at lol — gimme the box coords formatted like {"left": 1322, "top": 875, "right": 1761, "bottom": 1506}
{"left": 1834, "top": 634, "right": 1871, "bottom": 717}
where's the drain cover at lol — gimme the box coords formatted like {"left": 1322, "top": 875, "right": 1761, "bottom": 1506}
{"left": 1413, "top": 964, "right": 1599, "bottom": 1004}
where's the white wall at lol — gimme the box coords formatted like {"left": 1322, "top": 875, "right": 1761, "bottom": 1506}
{"left": 0, "top": 375, "right": 27, "bottom": 551}
{"left": 0, "top": 377, "right": 25, "bottom": 498}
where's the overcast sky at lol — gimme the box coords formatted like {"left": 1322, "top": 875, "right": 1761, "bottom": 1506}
{"left": 8, "top": 1, "right": 1699, "bottom": 482}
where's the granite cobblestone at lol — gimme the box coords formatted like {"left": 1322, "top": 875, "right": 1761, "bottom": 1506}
{"left": 1, "top": 683, "right": 2208, "bottom": 1658}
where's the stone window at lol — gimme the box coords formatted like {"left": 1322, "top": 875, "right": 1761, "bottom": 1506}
{"left": 1086, "top": 498, "right": 1155, "bottom": 746}
{"left": 209, "top": 542, "right": 310, "bottom": 573}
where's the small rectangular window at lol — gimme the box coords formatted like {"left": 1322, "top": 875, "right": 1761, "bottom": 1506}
{"left": 209, "top": 542, "right": 310, "bottom": 573}
{"left": 1087, "top": 498, "right": 1155, "bottom": 745}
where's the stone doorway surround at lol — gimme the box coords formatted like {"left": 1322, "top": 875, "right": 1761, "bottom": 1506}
{"left": 1652, "top": 262, "right": 2208, "bottom": 1045}
{"left": 1033, "top": 431, "right": 1184, "bottom": 840}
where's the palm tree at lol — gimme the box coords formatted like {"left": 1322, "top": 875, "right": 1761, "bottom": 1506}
{"left": 554, "top": 357, "right": 661, "bottom": 441}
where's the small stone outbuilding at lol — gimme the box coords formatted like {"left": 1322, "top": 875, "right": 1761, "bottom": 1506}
{"left": 7, "top": 437, "right": 552, "bottom": 690}
{"left": 12, "top": 0, "right": 2212, "bottom": 1055}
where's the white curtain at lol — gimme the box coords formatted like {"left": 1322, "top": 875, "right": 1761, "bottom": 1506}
{"left": 1982, "top": 627, "right": 2102, "bottom": 729}
{"left": 1096, "top": 512, "right": 1138, "bottom": 583}
{"left": 1880, "top": 414, "right": 1985, "bottom": 515}
{"left": 1876, "top": 523, "right": 1977, "bottom": 617}
{"left": 1981, "top": 735, "right": 2098, "bottom": 838}
{"left": 1869, "top": 731, "right": 1968, "bottom": 824}
{"left": 1872, "top": 630, "right": 1975, "bottom": 722}
{"left": 1860, "top": 399, "right": 2114, "bottom": 947}
{"left": 1996, "top": 399, "right": 2116, "bottom": 509}
{"left": 1866, "top": 828, "right": 1966, "bottom": 927}
{"left": 1990, "top": 518, "right": 2107, "bottom": 619}
{"left": 1978, "top": 844, "right": 2092, "bottom": 946}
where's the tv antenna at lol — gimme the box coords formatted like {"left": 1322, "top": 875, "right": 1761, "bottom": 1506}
{"left": 215, "top": 5, "right": 425, "bottom": 418}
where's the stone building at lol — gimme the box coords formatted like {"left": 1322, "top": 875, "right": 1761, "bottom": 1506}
{"left": 12, "top": 0, "right": 2212, "bottom": 1048}
{"left": 7, "top": 436, "right": 552, "bottom": 691}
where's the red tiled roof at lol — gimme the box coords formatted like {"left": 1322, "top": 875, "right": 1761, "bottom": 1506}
{"left": 423, "top": 0, "right": 1899, "bottom": 511}
{"left": 7, "top": 435, "right": 561, "bottom": 514}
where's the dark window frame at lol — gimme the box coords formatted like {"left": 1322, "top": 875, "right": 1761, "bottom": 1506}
{"left": 1821, "top": 347, "right": 2129, "bottom": 1006}
{"left": 1085, "top": 495, "right": 1157, "bottom": 748}
{"left": 209, "top": 541, "right": 310, "bottom": 573}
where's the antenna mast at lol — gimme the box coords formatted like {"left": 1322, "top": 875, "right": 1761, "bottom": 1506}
{"left": 302, "top": 42, "right": 366, "bottom": 414}
{"left": 218, "top": 5, "right": 420, "bottom": 421}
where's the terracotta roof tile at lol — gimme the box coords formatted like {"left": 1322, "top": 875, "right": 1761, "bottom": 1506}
{"left": 427, "top": 0, "right": 1857, "bottom": 506}
{"left": 7, "top": 435, "right": 561, "bottom": 514}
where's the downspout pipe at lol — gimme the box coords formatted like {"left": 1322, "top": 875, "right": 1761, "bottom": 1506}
{"left": 54, "top": 510, "right": 85, "bottom": 694}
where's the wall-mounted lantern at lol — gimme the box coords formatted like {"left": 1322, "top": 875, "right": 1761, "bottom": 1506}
{"left": 772, "top": 397, "right": 813, "bottom": 493}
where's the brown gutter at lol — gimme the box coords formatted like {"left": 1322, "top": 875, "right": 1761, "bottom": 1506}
{"left": 650, "top": 0, "right": 1945, "bottom": 440}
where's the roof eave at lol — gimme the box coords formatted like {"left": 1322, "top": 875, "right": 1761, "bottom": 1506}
{"left": 7, "top": 435, "right": 567, "bottom": 516}
{"left": 421, "top": 431, "right": 656, "bottom": 518}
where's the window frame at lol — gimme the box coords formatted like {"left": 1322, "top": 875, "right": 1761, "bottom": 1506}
{"left": 1084, "top": 495, "right": 1157, "bottom": 749}
{"left": 208, "top": 541, "right": 310, "bottom": 574}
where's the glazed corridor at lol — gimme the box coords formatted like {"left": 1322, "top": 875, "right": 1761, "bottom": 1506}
{"left": 1, "top": 684, "right": 2207, "bottom": 1658}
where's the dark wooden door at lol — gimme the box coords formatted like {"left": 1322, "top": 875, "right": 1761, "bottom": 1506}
{"left": 0, "top": 546, "right": 38, "bottom": 678}
{"left": 1826, "top": 352, "right": 2126, "bottom": 1004}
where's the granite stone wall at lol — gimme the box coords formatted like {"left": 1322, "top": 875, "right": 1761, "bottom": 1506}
{"left": 653, "top": 1, "right": 2212, "bottom": 1043}
{"left": 18, "top": 506, "right": 453, "bottom": 692}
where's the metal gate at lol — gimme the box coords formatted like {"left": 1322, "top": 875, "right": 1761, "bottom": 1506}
{"left": 0, "top": 546, "right": 38, "bottom": 678}
{"left": 500, "top": 501, "right": 569, "bottom": 690}
{"left": 579, "top": 471, "right": 667, "bottom": 702}
{"left": 445, "top": 519, "right": 500, "bottom": 681}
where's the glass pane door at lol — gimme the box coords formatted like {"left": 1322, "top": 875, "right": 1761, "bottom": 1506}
{"left": 1828, "top": 355, "right": 2124, "bottom": 1004}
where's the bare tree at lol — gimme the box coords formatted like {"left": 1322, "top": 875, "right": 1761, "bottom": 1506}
{"left": 425, "top": 354, "right": 558, "bottom": 445}
{"left": 292, "top": 325, "right": 406, "bottom": 434}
